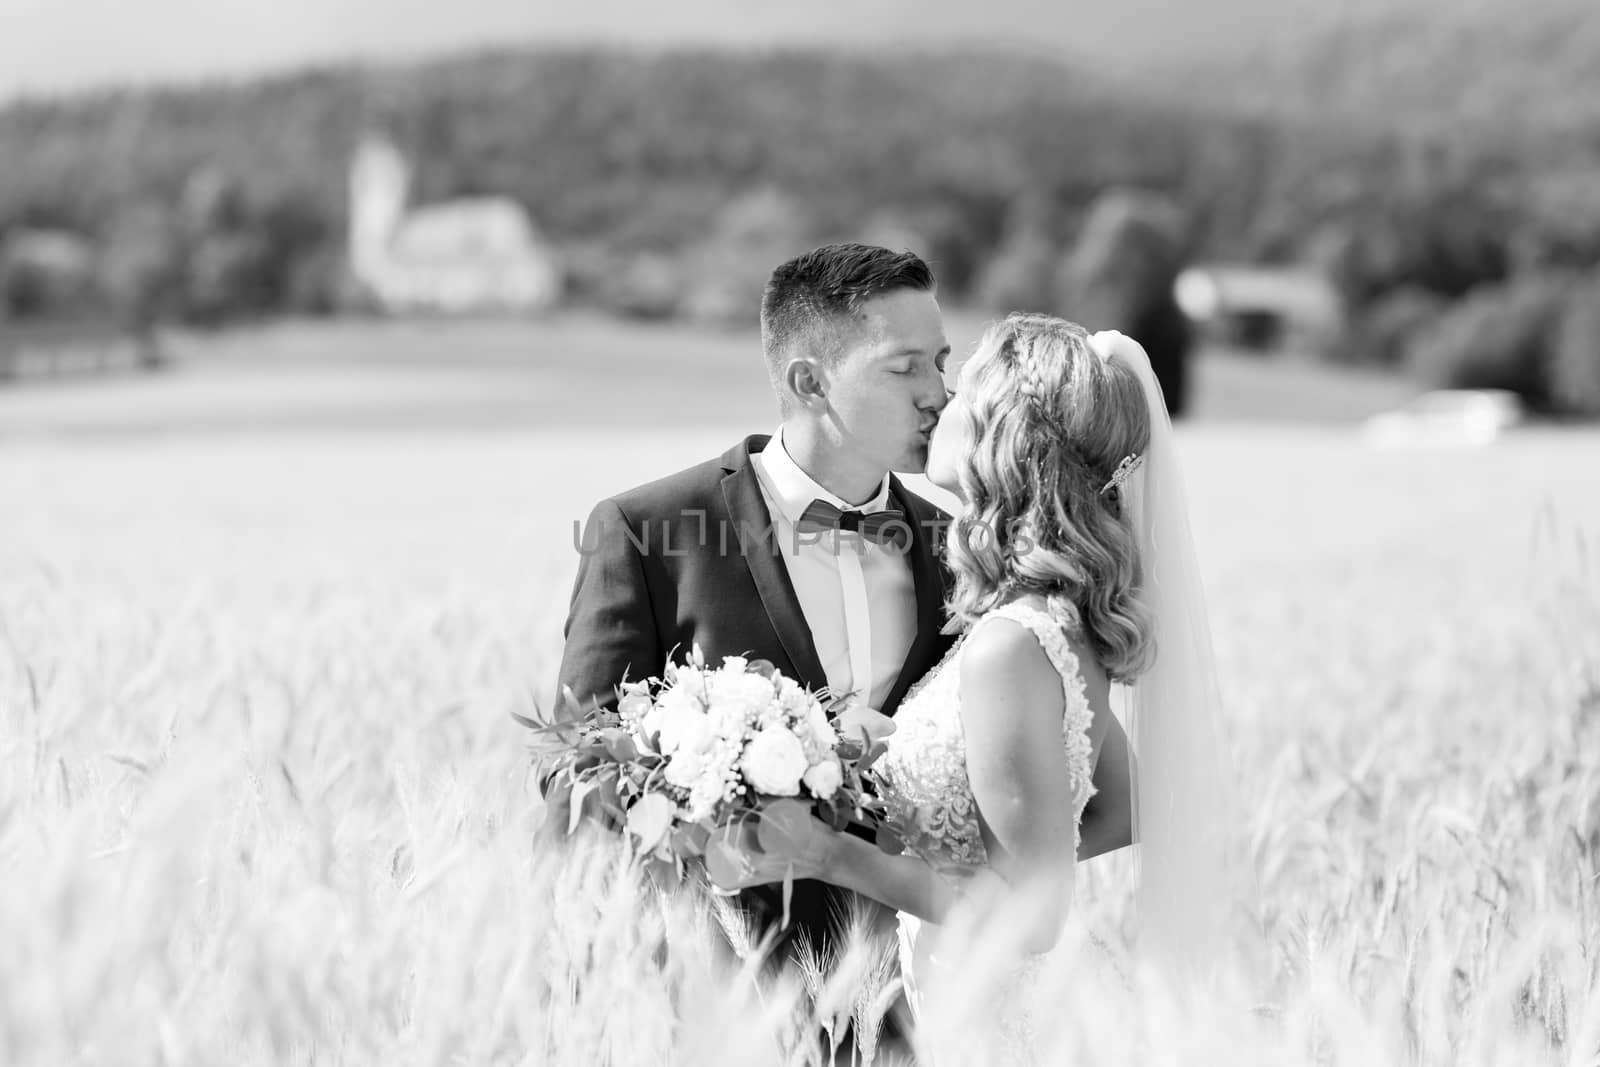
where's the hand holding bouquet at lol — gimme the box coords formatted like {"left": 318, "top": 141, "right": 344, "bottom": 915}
{"left": 521, "top": 647, "right": 897, "bottom": 923}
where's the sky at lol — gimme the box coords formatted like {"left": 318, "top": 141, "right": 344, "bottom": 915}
{"left": 0, "top": 0, "right": 1453, "bottom": 104}
{"left": 0, "top": 0, "right": 1288, "bottom": 102}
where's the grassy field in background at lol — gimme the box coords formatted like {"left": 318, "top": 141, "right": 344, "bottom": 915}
{"left": 2, "top": 318, "right": 1598, "bottom": 1063}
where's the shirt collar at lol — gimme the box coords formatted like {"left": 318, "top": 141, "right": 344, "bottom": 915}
{"left": 758, "top": 426, "right": 892, "bottom": 525}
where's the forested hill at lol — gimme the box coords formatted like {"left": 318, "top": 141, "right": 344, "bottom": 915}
{"left": 1158, "top": 0, "right": 1600, "bottom": 134}
{"left": 0, "top": 49, "right": 1267, "bottom": 243}
{"left": 0, "top": 29, "right": 1593, "bottom": 322}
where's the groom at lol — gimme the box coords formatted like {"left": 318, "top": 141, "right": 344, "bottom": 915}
{"left": 555, "top": 243, "right": 1133, "bottom": 960}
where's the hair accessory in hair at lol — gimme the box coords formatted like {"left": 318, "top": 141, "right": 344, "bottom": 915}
{"left": 1089, "top": 331, "right": 1121, "bottom": 364}
{"left": 1100, "top": 452, "right": 1144, "bottom": 495}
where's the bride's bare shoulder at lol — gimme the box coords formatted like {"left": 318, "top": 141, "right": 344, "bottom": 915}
{"left": 975, "top": 593, "right": 1104, "bottom": 685}
{"left": 958, "top": 614, "right": 1060, "bottom": 705}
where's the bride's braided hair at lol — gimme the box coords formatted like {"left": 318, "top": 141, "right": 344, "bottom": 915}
{"left": 945, "top": 313, "right": 1155, "bottom": 681}
{"left": 1006, "top": 317, "right": 1131, "bottom": 501}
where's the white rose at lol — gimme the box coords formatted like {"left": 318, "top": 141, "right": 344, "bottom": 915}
{"left": 712, "top": 670, "right": 775, "bottom": 712}
{"left": 709, "top": 671, "right": 778, "bottom": 734}
{"left": 663, "top": 749, "right": 705, "bottom": 789}
{"left": 656, "top": 696, "right": 713, "bottom": 755}
{"left": 801, "top": 759, "right": 843, "bottom": 800}
{"left": 719, "top": 655, "right": 749, "bottom": 673}
{"left": 742, "top": 726, "right": 810, "bottom": 797}
{"left": 777, "top": 675, "right": 810, "bottom": 714}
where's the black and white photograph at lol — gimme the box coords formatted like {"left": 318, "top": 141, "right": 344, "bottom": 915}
{"left": 2, "top": 1, "right": 1598, "bottom": 1064}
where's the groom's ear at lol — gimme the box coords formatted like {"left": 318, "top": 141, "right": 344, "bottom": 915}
{"left": 784, "top": 358, "right": 828, "bottom": 409}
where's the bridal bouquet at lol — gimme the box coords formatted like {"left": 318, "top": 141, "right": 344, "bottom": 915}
{"left": 522, "top": 646, "right": 895, "bottom": 913}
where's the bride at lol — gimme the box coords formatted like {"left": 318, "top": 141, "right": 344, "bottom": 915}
{"left": 713, "top": 315, "right": 1233, "bottom": 1062}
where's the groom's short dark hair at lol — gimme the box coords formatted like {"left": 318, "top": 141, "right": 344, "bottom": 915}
{"left": 760, "top": 243, "right": 935, "bottom": 381}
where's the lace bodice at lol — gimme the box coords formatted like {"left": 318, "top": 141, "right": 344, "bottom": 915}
{"left": 873, "top": 596, "right": 1100, "bottom": 873}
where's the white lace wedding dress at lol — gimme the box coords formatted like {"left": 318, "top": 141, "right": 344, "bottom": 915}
{"left": 872, "top": 595, "right": 1118, "bottom": 1063}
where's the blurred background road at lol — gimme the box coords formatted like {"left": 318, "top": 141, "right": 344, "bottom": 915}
{"left": 0, "top": 313, "right": 1422, "bottom": 439}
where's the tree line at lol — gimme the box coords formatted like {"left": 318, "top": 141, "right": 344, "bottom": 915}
{"left": 1, "top": 45, "right": 1596, "bottom": 410}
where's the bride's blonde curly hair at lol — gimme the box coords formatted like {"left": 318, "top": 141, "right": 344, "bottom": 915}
{"left": 944, "top": 313, "right": 1155, "bottom": 682}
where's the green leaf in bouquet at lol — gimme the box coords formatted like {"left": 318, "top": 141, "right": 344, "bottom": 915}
{"left": 670, "top": 822, "right": 710, "bottom": 859}
{"left": 567, "top": 780, "right": 596, "bottom": 835}
{"left": 705, "top": 832, "right": 747, "bottom": 890}
{"left": 600, "top": 728, "right": 638, "bottom": 762}
{"left": 756, "top": 797, "right": 820, "bottom": 856}
{"left": 540, "top": 775, "right": 573, "bottom": 836}
{"left": 818, "top": 799, "right": 851, "bottom": 833}
{"left": 558, "top": 684, "right": 591, "bottom": 724}
{"left": 594, "top": 770, "right": 625, "bottom": 825}
{"left": 873, "top": 822, "right": 906, "bottom": 856}
{"left": 857, "top": 739, "right": 891, "bottom": 773}
{"left": 513, "top": 696, "right": 595, "bottom": 740}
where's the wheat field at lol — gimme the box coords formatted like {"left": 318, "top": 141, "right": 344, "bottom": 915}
{"left": 2, "top": 326, "right": 1599, "bottom": 1064}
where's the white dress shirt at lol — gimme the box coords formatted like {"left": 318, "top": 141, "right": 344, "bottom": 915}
{"left": 750, "top": 427, "right": 917, "bottom": 711}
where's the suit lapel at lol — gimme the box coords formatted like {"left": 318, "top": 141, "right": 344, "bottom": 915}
{"left": 716, "top": 437, "right": 951, "bottom": 713}
{"left": 878, "top": 477, "right": 951, "bottom": 715}
{"left": 719, "top": 454, "right": 830, "bottom": 694}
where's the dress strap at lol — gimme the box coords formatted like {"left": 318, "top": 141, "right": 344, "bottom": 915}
{"left": 974, "top": 599, "right": 1082, "bottom": 681}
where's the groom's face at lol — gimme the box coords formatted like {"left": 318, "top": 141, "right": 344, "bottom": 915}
{"left": 821, "top": 288, "right": 950, "bottom": 474}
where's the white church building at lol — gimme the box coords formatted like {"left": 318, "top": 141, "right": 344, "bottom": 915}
{"left": 347, "top": 134, "right": 561, "bottom": 315}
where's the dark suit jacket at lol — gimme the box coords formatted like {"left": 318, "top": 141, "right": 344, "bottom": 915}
{"left": 555, "top": 433, "right": 958, "bottom": 958}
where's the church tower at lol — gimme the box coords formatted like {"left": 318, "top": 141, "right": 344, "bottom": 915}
{"left": 348, "top": 133, "right": 409, "bottom": 282}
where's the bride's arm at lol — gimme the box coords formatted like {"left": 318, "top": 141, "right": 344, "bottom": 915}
{"left": 812, "top": 623, "right": 1076, "bottom": 942}
{"left": 713, "top": 814, "right": 966, "bottom": 925}
{"left": 953, "top": 620, "right": 1084, "bottom": 952}
{"left": 715, "top": 624, "right": 1083, "bottom": 948}
{"left": 815, "top": 834, "right": 964, "bottom": 923}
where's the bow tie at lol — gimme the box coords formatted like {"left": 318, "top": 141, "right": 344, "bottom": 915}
{"left": 795, "top": 499, "right": 910, "bottom": 550}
